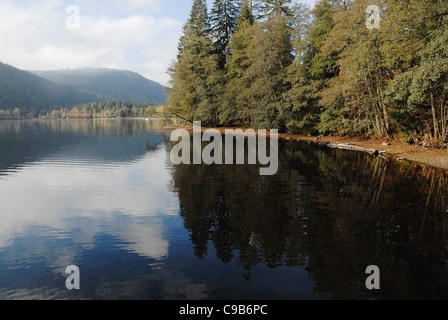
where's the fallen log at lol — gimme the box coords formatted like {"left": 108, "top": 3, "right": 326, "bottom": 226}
{"left": 326, "top": 142, "right": 380, "bottom": 156}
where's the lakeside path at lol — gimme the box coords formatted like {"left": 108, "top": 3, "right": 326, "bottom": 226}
{"left": 163, "top": 125, "right": 448, "bottom": 172}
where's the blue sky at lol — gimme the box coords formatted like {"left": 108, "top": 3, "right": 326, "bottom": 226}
{"left": 0, "top": 0, "right": 316, "bottom": 86}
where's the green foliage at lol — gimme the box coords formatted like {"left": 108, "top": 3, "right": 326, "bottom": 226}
{"left": 166, "top": 0, "right": 448, "bottom": 147}
{"left": 221, "top": 11, "right": 255, "bottom": 125}
{"left": 167, "top": 0, "right": 222, "bottom": 126}
{"left": 384, "top": 0, "right": 448, "bottom": 145}
{"left": 317, "top": 0, "right": 392, "bottom": 137}
{"left": 238, "top": 0, "right": 255, "bottom": 25}
{"left": 246, "top": 13, "right": 294, "bottom": 130}
{"left": 0, "top": 101, "right": 159, "bottom": 120}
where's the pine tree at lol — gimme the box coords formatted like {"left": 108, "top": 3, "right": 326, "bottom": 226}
{"left": 294, "top": 0, "right": 345, "bottom": 135}
{"left": 178, "top": 0, "right": 211, "bottom": 55}
{"left": 259, "top": 0, "right": 292, "bottom": 19}
{"left": 167, "top": 0, "right": 221, "bottom": 125}
{"left": 238, "top": 0, "right": 255, "bottom": 25}
{"left": 282, "top": 3, "right": 318, "bottom": 134}
{"left": 220, "top": 1, "right": 256, "bottom": 125}
{"left": 210, "top": 0, "right": 241, "bottom": 69}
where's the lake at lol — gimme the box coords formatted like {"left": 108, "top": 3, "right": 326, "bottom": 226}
{"left": 0, "top": 119, "right": 447, "bottom": 300}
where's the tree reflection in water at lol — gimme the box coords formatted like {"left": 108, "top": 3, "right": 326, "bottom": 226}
{"left": 169, "top": 138, "right": 448, "bottom": 299}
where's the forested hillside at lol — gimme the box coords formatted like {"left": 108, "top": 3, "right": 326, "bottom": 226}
{"left": 167, "top": 0, "right": 448, "bottom": 148}
{"left": 0, "top": 62, "right": 98, "bottom": 117}
{"left": 0, "top": 63, "right": 167, "bottom": 119}
{"left": 31, "top": 69, "right": 167, "bottom": 106}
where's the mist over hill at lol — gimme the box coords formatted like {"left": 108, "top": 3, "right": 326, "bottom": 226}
{"left": 31, "top": 68, "right": 167, "bottom": 105}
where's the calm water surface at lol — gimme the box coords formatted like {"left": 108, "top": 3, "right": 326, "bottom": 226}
{"left": 0, "top": 119, "right": 447, "bottom": 300}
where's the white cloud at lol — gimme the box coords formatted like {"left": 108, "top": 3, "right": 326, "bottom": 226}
{"left": 0, "top": 0, "right": 183, "bottom": 85}
{"left": 0, "top": 147, "right": 179, "bottom": 260}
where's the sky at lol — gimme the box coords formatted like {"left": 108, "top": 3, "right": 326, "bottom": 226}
{"left": 0, "top": 0, "right": 316, "bottom": 86}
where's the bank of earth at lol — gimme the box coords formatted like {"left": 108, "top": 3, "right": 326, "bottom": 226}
{"left": 164, "top": 124, "right": 448, "bottom": 172}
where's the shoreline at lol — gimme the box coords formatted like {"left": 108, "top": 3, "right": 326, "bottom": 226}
{"left": 163, "top": 124, "right": 448, "bottom": 172}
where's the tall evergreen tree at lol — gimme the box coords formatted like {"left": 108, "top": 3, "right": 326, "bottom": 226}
{"left": 297, "top": 0, "right": 347, "bottom": 135}
{"left": 210, "top": 0, "right": 241, "bottom": 69}
{"left": 220, "top": 1, "right": 256, "bottom": 125}
{"left": 238, "top": 0, "right": 255, "bottom": 25}
{"left": 184, "top": 0, "right": 210, "bottom": 37}
{"left": 166, "top": 0, "right": 448, "bottom": 147}
{"left": 167, "top": 0, "right": 221, "bottom": 125}
{"left": 177, "top": 0, "right": 211, "bottom": 59}
{"left": 282, "top": 3, "right": 318, "bottom": 133}
{"left": 258, "top": 0, "right": 292, "bottom": 19}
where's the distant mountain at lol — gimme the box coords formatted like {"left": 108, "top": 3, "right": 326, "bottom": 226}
{"left": 30, "top": 68, "right": 167, "bottom": 105}
{"left": 0, "top": 62, "right": 98, "bottom": 114}
{"left": 0, "top": 62, "right": 167, "bottom": 116}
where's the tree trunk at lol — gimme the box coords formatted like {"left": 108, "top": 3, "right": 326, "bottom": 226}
{"left": 431, "top": 92, "right": 440, "bottom": 143}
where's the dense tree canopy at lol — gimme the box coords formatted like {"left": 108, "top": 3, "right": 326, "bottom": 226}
{"left": 167, "top": 0, "right": 448, "bottom": 147}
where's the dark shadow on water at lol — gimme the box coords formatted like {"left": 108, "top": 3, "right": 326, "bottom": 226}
{"left": 169, "top": 138, "right": 448, "bottom": 299}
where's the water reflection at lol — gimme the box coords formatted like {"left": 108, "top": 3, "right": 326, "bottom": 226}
{"left": 170, "top": 139, "right": 448, "bottom": 299}
{"left": 0, "top": 119, "right": 183, "bottom": 299}
{"left": 0, "top": 120, "right": 447, "bottom": 300}
{"left": 0, "top": 119, "right": 168, "bottom": 173}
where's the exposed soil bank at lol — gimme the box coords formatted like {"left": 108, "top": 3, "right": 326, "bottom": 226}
{"left": 163, "top": 124, "right": 448, "bottom": 171}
